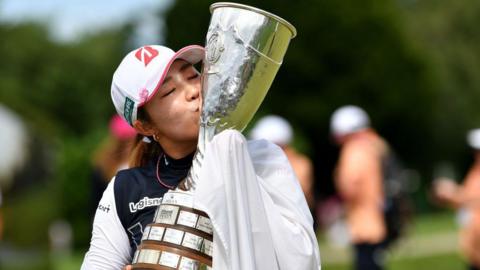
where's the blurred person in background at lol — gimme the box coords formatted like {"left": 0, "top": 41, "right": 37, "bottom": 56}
{"left": 250, "top": 115, "right": 315, "bottom": 210}
{"left": 433, "top": 128, "right": 480, "bottom": 270}
{"left": 89, "top": 115, "right": 137, "bottom": 219}
{"left": 0, "top": 104, "right": 29, "bottom": 242}
{"left": 331, "top": 105, "right": 402, "bottom": 270}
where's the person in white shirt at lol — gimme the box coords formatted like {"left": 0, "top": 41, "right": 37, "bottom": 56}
{"left": 250, "top": 115, "right": 315, "bottom": 210}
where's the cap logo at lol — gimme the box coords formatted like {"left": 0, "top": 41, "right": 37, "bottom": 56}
{"left": 135, "top": 46, "right": 159, "bottom": 67}
{"left": 124, "top": 97, "right": 135, "bottom": 125}
{"left": 139, "top": 88, "right": 149, "bottom": 103}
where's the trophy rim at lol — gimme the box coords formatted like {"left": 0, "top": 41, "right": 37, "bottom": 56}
{"left": 210, "top": 2, "right": 297, "bottom": 38}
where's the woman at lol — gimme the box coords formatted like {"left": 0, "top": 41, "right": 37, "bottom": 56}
{"left": 81, "top": 45, "right": 320, "bottom": 269}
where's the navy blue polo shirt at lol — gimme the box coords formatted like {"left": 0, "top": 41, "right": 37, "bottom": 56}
{"left": 113, "top": 152, "right": 194, "bottom": 253}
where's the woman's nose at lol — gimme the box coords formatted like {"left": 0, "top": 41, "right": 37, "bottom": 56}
{"left": 186, "top": 83, "right": 200, "bottom": 101}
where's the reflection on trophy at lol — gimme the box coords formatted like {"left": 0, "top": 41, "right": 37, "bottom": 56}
{"left": 132, "top": 2, "right": 296, "bottom": 269}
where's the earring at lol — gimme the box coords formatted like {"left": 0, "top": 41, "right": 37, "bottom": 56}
{"left": 153, "top": 134, "right": 159, "bottom": 142}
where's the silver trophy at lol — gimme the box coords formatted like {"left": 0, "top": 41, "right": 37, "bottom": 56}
{"left": 132, "top": 3, "right": 296, "bottom": 269}
{"left": 185, "top": 2, "right": 297, "bottom": 190}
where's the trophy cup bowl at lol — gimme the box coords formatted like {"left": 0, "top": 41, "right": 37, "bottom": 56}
{"left": 187, "top": 2, "right": 297, "bottom": 189}
{"left": 132, "top": 3, "right": 296, "bottom": 269}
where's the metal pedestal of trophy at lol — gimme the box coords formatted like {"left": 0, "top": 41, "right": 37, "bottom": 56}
{"left": 132, "top": 2, "right": 296, "bottom": 269}
{"left": 132, "top": 191, "right": 213, "bottom": 270}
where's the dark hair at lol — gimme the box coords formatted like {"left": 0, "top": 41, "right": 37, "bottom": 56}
{"left": 93, "top": 135, "right": 135, "bottom": 180}
{"left": 129, "top": 107, "right": 163, "bottom": 167}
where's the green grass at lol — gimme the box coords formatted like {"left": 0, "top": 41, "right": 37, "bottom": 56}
{"left": 319, "top": 211, "right": 468, "bottom": 269}
{"left": 390, "top": 252, "right": 465, "bottom": 270}
{"left": 325, "top": 252, "right": 465, "bottom": 270}
{"left": 411, "top": 211, "right": 458, "bottom": 236}
{"left": 53, "top": 250, "right": 467, "bottom": 270}
{"left": 52, "top": 254, "right": 85, "bottom": 270}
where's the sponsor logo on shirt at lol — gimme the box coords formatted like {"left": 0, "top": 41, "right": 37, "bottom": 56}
{"left": 128, "top": 222, "right": 144, "bottom": 247}
{"left": 98, "top": 204, "right": 111, "bottom": 213}
{"left": 129, "top": 196, "right": 162, "bottom": 213}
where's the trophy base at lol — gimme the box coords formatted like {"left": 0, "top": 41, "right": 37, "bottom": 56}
{"left": 131, "top": 242, "right": 212, "bottom": 270}
{"left": 133, "top": 265, "right": 210, "bottom": 270}
{"left": 132, "top": 190, "right": 213, "bottom": 270}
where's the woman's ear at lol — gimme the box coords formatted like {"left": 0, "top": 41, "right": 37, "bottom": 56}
{"left": 133, "top": 119, "right": 155, "bottom": 137}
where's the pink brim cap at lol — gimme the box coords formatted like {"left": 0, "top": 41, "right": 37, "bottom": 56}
{"left": 138, "top": 45, "right": 205, "bottom": 107}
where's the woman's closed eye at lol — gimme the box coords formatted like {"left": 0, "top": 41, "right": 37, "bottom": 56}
{"left": 162, "top": 88, "right": 176, "bottom": 97}
{"left": 187, "top": 73, "right": 199, "bottom": 80}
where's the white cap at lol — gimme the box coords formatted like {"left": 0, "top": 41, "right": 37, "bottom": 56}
{"left": 111, "top": 45, "right": 204, "bottom": 125}
{"left": 330, "top": 105, "right": 370, "bottom": 137}
{"left": 467, "top": 128, "right": 480, "bottom": 150}
{"left": 250, "top": 115, "right": 293, "bottom": 145}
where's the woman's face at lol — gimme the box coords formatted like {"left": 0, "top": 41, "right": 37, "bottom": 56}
{"left": 142, "top": 59, "right": 201, "bottom": 150}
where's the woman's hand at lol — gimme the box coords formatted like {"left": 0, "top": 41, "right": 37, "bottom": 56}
{"left": 123, "top": 265, "right": 132, "bottom": 270}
